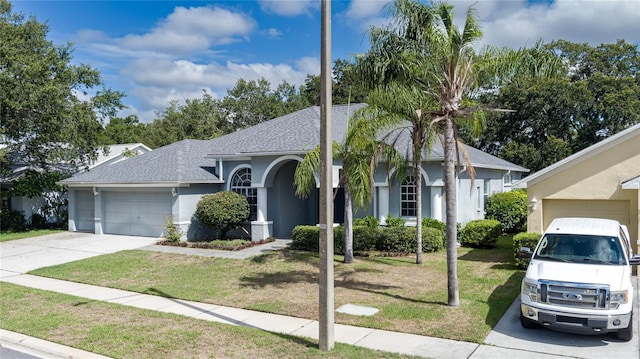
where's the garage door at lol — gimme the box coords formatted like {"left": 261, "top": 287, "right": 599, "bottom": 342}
{"left": 75, "top": 190, "right": 94, "bottom": 231}
{"left": 103, "top": 191, "right": 172, "bottom": 237}
{"left": 543, "top": 199, "right": 630, "bottom": 230}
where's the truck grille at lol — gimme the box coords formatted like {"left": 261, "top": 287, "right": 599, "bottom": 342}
{"left": 539, "top": 280, "right": 609, "bottom": 309}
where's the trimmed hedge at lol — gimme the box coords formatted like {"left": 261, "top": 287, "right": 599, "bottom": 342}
{"left": 422, "top": 218, "right": 445, "bottom": 234}
{"left": 291, "top": 224, "right": 444, "bottom": 255}
{"left": 513, "top": 232, "right": 541, "bottom": 269}
{"left": 353, "top": 215, "right": 379, "bottom": 228}
{"left": 459, "top": 219, "right": 502, "bottom": 249}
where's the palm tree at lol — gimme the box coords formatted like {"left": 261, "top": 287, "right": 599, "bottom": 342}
{"left": 358, "top": 0, "right": 563, "bottom": 306}
{"left": 362, "top": 84, "right": 437, "bottom": 265}
{"left": 294, "top": 107, "right": 404, "bottom": 264}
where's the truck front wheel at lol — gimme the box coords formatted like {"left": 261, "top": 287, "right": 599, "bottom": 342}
{"left": 520, "top": 312, "right": 538, "bottom": 329}
{"left": 615, "top": 313, "right": 633, "bottom": 341}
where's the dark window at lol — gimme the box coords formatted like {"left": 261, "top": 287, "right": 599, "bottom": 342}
{"left": 231, "top": 168, "right": 257, "bottom": 221}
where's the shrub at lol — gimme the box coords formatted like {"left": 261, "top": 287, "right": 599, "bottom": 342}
{"left": 422, "top": 227, "right": 445, "bottom": 252}
{"left": 513, "top": 232, "right": 541, "bottom": 269}
{"left": 385, "top": 213, "right": 405, "bottom": 227}
{"left": 378, "top": 226, "right": 414, "bottom": 253}
{"left": 195, "top": 191, "right": 249, "bottom": 239}
{"left": 291, "top": 225, "right": 319, "bottom": 251}
{"left": 29, "top": 213, "right": 48, "bottom": 229}
{"left": 485, "top": 189, "right": 528, "bottom": 233}
{"left": 162, "top": 215, "right": 183, "bottom": 242}
{"left": 422, "top": 218, "right": 445, "bottom": 234}
{"left": 353, "top": 226, "right": 381, "bottom": 252}
{"left": 353, "top": 215, "right": 379, "bottom": 228}
{"left": 459, "top": 219, "right": 502, "bottom": 248}
{"left": 333, "top": 225, "right": 345, "bottom": 255}
{"left": 1, "top": 209, "right": 25, "bottom": 232}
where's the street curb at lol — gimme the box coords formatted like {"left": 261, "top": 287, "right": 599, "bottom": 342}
{"left": 0, "top": 329, "right": 113, "bottom": 359}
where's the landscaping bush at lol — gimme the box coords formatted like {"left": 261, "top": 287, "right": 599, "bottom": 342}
{"left": 353, "top": 215, "right": 379, "bottom": 228}
{"left": 291, "top": 225, "right": 319, "bottom": 251}
{"left": 195, "top": 191, "right": 249, "bottom": 239}
{"left": 162, "top": 215, "right": 183, "bottom": 242}
{"left": 291, "top": 224, "right": 443, "bottom": 255}
{"left": 422, "top": 218, "right": 445, "bottom": 234}
{"left": 422, "top": 227, "right": 445, "bottom": 252}
{"left": 513, "top": 232, "right": 541, "bottom": 269}
{"left": 385, "top": 214, "right": 405, "bottom": 227}
{"left": 333, "top": 225, "right": 345, "bottom": 255}
{"left": 377, "top": 226, "right": 414, "bottom": 253}
{"left": 0, "top": 209, "right": 25, "bottom": 232}
{"left": 459, "top": 219, "right": 502, "bottom": 248}
{"left": 485, "top": 189, "right": 528, "bottom": 233}
{"left": 29, "top": 213, "right": 48, "bottom": 229}
{"left": 353, "top": 226, "right": 381, "bottom": 252}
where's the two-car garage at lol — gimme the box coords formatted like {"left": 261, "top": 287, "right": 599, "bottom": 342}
{"left": 70, "top": 189, "right": 173, "bottom": 238}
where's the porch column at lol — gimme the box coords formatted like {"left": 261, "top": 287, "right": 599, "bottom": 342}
{"left": 377, "top": 186, "right": 389, "bottom": 225}
{"left": 67, "top": 190, "right": 77, "bottom": 231}
{"left": 430, "top": 186, "right": 443, "bottom": 222}
{"left": 93, "top": 188, "right": 103, "bottom": 235}
{"left": 251, "top": 187, "right": 272, "bottom": 241}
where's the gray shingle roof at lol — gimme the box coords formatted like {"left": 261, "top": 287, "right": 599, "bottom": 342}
{"left": 61, "top": 103, "right": 526, "bottom": 185}
{"left": 60, "top": 139, "right": 219, "bottom": 185}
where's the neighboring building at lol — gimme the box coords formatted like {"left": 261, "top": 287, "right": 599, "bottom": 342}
{"left": 2, "top": 143, "right": 151, "bottom": 224}
{"left": 515, "top": 123, "right": 640, "bottom": 255}
{"left": 60, "top": 104, "right": 527, "bottom": 240}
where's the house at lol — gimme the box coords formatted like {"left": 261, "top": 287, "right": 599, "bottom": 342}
{"left": 1, "top": 143, "right": 151, "bottom": 224}
{"left": 60, "top": 104, "right": 527, "bottom": 240}
{"left": 514, "top": 123, "right": 640, "bottom": 255}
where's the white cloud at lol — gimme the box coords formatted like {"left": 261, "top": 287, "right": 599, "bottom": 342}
{"left": 120, "top": 57, "right": 316, "bottom": 122}
{"left": 477, "top": 0, "right": 640, "bottom": 48}
{"left": 258, "top": 0, "right": 317, "bottom": 16}
{"left": 346, "top": 0, "right": 389, "bottom": 20}
{"left": 118, "top": 6, "right": 256, "bottom": 54}
{"left": 266, "top": 28, "right": 282, "bottom": 38}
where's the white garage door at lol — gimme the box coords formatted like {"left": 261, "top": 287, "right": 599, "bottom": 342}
{"left": 75, "top": 190, "right": 94, "bottom": 232}
{"left": 103, "top": 191, "right": 172, "bottom": 237}
{"left": 543, "top": 199, "right": 630, "bottom": 230}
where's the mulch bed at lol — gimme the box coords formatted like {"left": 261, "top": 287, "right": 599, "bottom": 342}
{"left": 156, "top": 237, "right": 275, "bottom": 251}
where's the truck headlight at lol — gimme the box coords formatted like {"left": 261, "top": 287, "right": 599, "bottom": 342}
{"left": 522, "top": 281, "right": 538, "bottom": 302}
{"left": 610, "top": 290, "right": 628, "bottom": 308}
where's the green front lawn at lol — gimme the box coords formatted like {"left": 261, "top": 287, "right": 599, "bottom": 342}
{"left": 28, "top": 235, "right": 524, "bottom": 343}
{"left": 0, "top": 229, "right": 63, "bottom": 242}
{"left": 1, "top": 283, "right": 419, "bottom": 359}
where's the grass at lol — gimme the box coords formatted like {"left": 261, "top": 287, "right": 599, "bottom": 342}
{"left": 27, "top": 235, "right": 524, "bottom": 343}
{"left": 0, "top": 283, "right": 421, "bottom": 359}
{"left": 0, "top": 229, "right": 64, "bottom": 242}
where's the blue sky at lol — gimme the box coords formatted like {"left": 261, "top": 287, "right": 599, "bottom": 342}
{"left": 11, "top": 0, "right": 640, "bottom": 123}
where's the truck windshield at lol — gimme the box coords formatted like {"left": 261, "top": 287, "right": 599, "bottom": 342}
{"left": 534, "top": 234, "right": 624, "bottom": 265}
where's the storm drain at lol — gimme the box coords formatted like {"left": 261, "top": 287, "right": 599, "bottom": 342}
{"left": 336, "top": 304, "right": 379, "bottom": 316}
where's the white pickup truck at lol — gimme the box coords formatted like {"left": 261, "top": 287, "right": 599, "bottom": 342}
{"left": 520, "top": 217, "right": 640, "bottom": 341}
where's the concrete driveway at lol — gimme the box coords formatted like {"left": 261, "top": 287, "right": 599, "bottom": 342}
{"left": 0, "top": 232, "right": 158, "bottom": 278}
{"left": 482, "top": 277, "right": 640, "bottom": 359}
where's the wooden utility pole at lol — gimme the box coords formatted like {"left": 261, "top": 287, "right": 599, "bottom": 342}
{"left": 319, "top": 0, "right": 334, "bottom": 352}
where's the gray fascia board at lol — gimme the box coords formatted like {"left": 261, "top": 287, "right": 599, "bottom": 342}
{"left": 205, "top": 151, "right": 306, "bottom": 159}
{"left": 61, "top": 180, "right": 222, "bottom": 188}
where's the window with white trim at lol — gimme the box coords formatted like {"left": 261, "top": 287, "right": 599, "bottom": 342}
{"left": 401, "top": 176, "right": 417, "bottom": 217}
{"left": 231, "top": 168, "right": 257, "bottom": 221}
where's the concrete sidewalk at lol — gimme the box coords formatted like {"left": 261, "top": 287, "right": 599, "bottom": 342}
{"left": 1, "top": 232, "right": 637, "bottom": 358}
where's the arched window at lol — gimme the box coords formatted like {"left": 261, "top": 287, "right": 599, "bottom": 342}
{"left": 231, "top": 168, "right": 257, "bottom": 221}
{"left": 401, "top": 176, "right": 417, "bottom": 217}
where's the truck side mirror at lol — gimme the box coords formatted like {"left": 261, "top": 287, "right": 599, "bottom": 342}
{"left": 629, "top": 254, "right": 640, "bottom": 266}
{"left": 518, "top": 246, "right": 533, "bottom": 259}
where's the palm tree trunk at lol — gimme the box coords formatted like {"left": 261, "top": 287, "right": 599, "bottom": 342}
{"left": 415, "top": 159, "right": 423, "bottom": 264}
{"left": 444, "top": 117, "right": 460, "bottom": 306}
{"left": 343, "top": 184, "right": 354, "bottom": 264}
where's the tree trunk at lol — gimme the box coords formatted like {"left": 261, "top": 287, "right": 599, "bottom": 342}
{"left": 415, "top": 159, "right": 423, "bottom": 264}
{"left": 343, "top": 184, "right": 354, "bottom": 264}
{"left": 444, "top": 117, "right": 460, "bottom": 306}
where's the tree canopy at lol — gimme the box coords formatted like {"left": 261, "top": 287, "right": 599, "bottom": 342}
{"left": 0, "top": 0, "right": 124, "bottom": 173}
{"left": 465, "top": 39, "right": 640, "bottom": 172}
